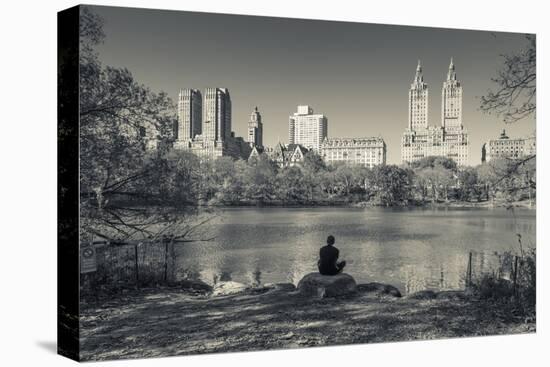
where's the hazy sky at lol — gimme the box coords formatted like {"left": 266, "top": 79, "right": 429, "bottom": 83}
{"left": 90, "top": 5, "right": 535, "bottom": 165}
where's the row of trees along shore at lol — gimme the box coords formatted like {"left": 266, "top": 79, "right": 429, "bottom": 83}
{"left": 150, "top": 150, "right": 536, "bottom": 207}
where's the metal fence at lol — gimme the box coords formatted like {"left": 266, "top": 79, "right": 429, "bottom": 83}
{"left": 81, "top": 240, "right": 178, "bottom": 293}
{"left": 466, "top": 250, "right": 520, "bottom": 286}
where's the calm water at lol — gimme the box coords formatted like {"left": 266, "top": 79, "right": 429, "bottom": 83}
{"left": 177, "top": 207, "right": 536, "bottom": 294}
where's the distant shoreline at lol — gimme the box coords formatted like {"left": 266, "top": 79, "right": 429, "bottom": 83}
{"left": 200, "top": 200, "right": 536, "bottom": 210}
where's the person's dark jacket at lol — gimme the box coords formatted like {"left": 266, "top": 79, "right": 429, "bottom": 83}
{"left": 318, "top": 245, "right": 341, "bottom": 275}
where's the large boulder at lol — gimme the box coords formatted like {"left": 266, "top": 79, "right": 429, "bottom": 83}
{"left": 297, "top": 273, "right": 357, "bottom": 298}
{"left": 357, "top": 282, "right": 402, "bottom": 298}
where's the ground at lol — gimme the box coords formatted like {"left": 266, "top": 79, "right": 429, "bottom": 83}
{"left": 79, "top": 286, "right": 534, "bottom": 361}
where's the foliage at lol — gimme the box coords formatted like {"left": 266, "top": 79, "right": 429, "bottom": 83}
{"left": 470, "top": 246, "right": 535, "bottom": 318}
{"left": 78, "top": 7, "right": 213, "bottom": 245}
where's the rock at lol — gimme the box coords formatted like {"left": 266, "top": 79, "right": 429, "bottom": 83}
{"left": 297, "top": 273, "right": 357, "bottom": 298}
{"left": 177, "top": 279, "right": 213, "bottom": 293}
{"left": 357, "top": 282, "right": 402, "bottom": 298}
{"left": 265, "top": 283, "right": 297, "bottom": 292}
{"left": 246, "top": 282, "right": 297, "bottom": 295}
{"left": 435, "top": 290, "right": 467, "bottom": 300}
{"left": 407, "top": 290, "right": 437, "bottom": 300}
{"left": 212, "top": 281, "right": 248, "bottom": 296}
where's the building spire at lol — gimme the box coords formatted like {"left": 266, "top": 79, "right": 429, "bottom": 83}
{"left": 447, "top": 58, "right": 457, "bottom": 81}
{"left": 413, "top": 60, "right": 424, "bottom": 84}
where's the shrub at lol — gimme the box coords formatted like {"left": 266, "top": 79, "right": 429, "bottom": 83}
{"left": 470, "top": 247, "right": 535, "bottom": 317}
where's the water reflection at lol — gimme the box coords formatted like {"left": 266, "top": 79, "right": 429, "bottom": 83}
{"left": 176, "top": 207, "right": 535, "bottom": 294}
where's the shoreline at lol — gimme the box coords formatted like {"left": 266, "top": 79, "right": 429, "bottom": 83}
{"left": 79, "top": 284, "right": 535, "bottom": 361}
{"left": 201, "top": 200, "right": 536, "bottom": 210}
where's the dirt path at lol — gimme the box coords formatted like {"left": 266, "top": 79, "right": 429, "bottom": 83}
{"left": 79, "top": 287, "right": 533, "bottom": 361}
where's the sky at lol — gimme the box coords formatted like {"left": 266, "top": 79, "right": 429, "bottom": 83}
{"left": 90, "top": 5, "right": 536, "bottom": 166}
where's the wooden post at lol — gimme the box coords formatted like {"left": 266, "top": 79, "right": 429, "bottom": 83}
{"left": 134, "top": 244, "right": 140, "bottom": 289}
{"left": 466, "top": 252, "right": 473, "bottom": 288}
{"left": 513, "top": 255, "right": 519, "bottom": 294}
{"left": 164, "top": 240, "right": 169, "bottom": 283}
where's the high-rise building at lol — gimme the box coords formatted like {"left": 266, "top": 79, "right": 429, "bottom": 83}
{"left": 321, "top": 137, "right": 386, "bottom": 168}
{"left": 401, "top": 60, "right": 469, "bottom": 166}
{"left": 176, "top": 88, "right": 202, "bottom": 142}
{"left": 441, "top": 58, "right": 462, "bottom": 131}
{"left": 173, "top": 87, "right": 250, "bottom": 160}
{"left": 409, "top": 61, "right": 429, "bottom": 130}
{"left": 288, "top": 105, "right": 328, "bottom": 152}
{"left": 203, "top": 87, "right": 231, "bottom": 142}
{"left": 247, "top": 106, "right": 263, "bottom": 148}
{"left": 482, "top": 130, "right": 536, "bottom": 163}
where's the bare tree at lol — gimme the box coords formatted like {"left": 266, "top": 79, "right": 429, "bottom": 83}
{"left": 479, "top": 35, "right": 536, "bottom": 199}
{"left": 480, "top": 35, "right": 536, "bottom": 124}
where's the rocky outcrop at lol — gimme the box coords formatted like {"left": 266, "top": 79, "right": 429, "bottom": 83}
{"left": 407, "top": 290, "right": 437, "bottom": 300}
{"left": 177, "top": 279, "right": 213, "bottom": 294}
{"left": 297, "top": 273, "right": 357, "bottom": 298}
{"left": 357, "top": 282, "right": 402, "bottom": 298}
{"left": 407, "top": 290, "right": 437, "bottom": 299}
{"left": 212, "top": 281, "right": 249, "bottom": 296}
{"left": 407, "top": 290, "right": 471, "bottom": 300}
{"left": 246, "top": 283, "right": 297, "bottom": 295}
{"left": 435, "top": 290, "right": 467, "bottom": 300}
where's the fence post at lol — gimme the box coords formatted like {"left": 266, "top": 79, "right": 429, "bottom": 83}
{"left": 466, "top": 251, "right": 473, "bottom": 288}
{"left": 164, "top": 239, "right": 169, "bottom": 283}
{"left": 134, "top": 243, "right": 140, "bottom": 289}
{"left": 513, "top": 255, "right": 519, "bottom": 295}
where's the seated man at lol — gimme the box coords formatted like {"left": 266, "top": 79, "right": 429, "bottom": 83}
{"left": 318, "top": 235, "right": 346, "bottom": 276}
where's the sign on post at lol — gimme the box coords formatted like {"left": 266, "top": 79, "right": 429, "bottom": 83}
{"left": 80, "top": 242, "right": 97, "bottom": 274}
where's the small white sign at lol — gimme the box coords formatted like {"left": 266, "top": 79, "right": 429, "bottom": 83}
{"left": 80, "top": 243, "right": 97, "bottom": 273}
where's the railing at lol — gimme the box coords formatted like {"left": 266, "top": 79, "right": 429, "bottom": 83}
{"left": 80, "top": 240, "right": 177, "bottom": 294}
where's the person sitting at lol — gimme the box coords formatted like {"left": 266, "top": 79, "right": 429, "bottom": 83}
{"left": 318, "top": 235, "right": 346, "bottom": 276}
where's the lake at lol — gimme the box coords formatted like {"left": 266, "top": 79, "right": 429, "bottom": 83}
{"left": 176, "top": 207, "right": 536, "bottom": 294}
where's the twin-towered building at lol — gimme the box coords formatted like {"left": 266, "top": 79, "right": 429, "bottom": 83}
{"left": 401, "top": 59, "right": 469, "bottom": 166}
{"left": 174, "top": 87, "right": 251, "bottom": 159}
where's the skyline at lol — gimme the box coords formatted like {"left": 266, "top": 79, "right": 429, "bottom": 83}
{"left": 91, "top": 5, "right": 536, "bottom": 166}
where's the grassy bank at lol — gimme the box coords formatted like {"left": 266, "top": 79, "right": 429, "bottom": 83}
{"left": 79, "top": 286, "right": 534, "bottom": 361}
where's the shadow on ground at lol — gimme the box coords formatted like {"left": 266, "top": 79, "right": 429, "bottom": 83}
{"left": 79, "top": 287, "right": 533, "bottom": 361}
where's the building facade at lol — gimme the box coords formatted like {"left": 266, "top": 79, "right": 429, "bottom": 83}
{"left": 250, "top": 143, "right": 309, "bottom": 167}
{"left": 288, "top": 105, "right": 328, "bottom": 152}
{"left": 482, "top": 130, "right": 536, "bottom": 163}
{"left": 320, "top": 137, "right": 386, "bottom": 168}
{"left": 202, "top": 87, "right": 231, "bottom": 142}
{"left": 176, "top": 88, "right": 202, "bottom": 142}
{"left": 401, "top": 60, "right": 469, "bottom": 166}
{"left": 247, "top": 106, "right": 263, "bottom": 148}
